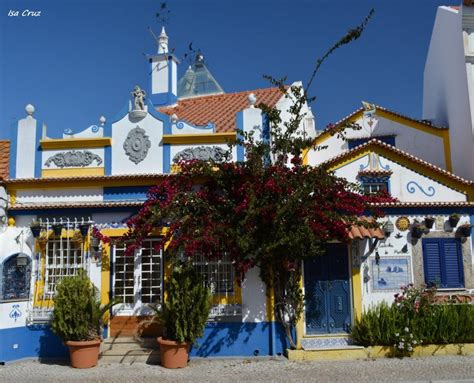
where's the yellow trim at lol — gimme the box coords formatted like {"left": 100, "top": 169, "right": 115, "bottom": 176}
{"left": 9, "top": 190, "right": 16, "bottom": 205}
{"left": 40, "top": 137, "right": 112, "bottom": 150}
{"left": 350, "top": 244, "right": 363, "bottom": 321}
{"left": 101, "top": 243, "right": 111, "bottom": 306}
{"left": 295, "top": 272, "right": 305, "bottom": 349}
{"left": 42, "top": 167, "right": 104, "bottom": 178}
{"left": 162, "top": 132, "right": 236, "bottom": 144}
{"left": 266, "top": 287, "right": 275, "bottom": 322}
{"left": 287, "top": 343, "right": 474, "bottom": 361}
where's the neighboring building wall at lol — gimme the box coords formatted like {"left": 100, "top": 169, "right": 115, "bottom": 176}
{"left": 359, "top": 213, "right": 473, "bottom": 310}
{"left": 333, "top": 153, "right": 467, "bottom": 203}
{"left": 423, "top": 6, "right": 474, "bottom": 180}
{"left": 307, "top": 115, "right": 447, "bottom": 169}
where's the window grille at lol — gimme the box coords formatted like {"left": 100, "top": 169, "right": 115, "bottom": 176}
{"left": 45, "top": 237, "right": 85, "bottom": 296}
{"left": 28, "top": 218, "right": 92, "bottom": 324}
{"left": 192, "top": 253, "right": 241, "bottom": 318}
{"left": 113, "top": 238, "right": 163, "bottom": 310}
{"left": 0, "top": 254, "right": 32, "bottom": 301}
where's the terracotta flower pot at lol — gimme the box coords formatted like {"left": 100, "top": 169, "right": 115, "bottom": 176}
{"left": 157, "top": 337, "right": 189, "bottom": 368}
{"left": 66, "top": 339, "right": 101, "bottom": 368}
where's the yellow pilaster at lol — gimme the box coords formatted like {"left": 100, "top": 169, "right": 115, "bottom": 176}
{"left": 295, "top": 273, "right": 305, "bottom": 349}
{"left": 351, "top": 267, "right": 363, "bottom": 321}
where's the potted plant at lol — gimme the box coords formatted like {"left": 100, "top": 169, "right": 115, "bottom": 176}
{"left": 411, "top": 222, "right": 426, "bottom": 239}
{"left": 424, "top": 216, "right": 435, "bottom": 229}
{"left": 52, "top": 223, "right": 63, "bottom": 237}
{"left": 458, "top": 223, "right": 473, "bottom": 237}
{"left": 155, "top": 261, "right": 211, "bottom": 368}
{"left": 449, "top": 213, "right": 460, "bottom": 228}
{"left": 30, "top": 221, "right": 42, "bottom": 238}
{"left": 51, "top": 269, "right": 116, "bottom": 368}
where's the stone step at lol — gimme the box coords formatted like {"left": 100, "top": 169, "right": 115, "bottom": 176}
{"left": 301, "top": 336, "right": 363, "bottom": 350}
{"left": 100, "top": 338, "right": 161, "bottom": 364}
{"left": 103, "top": 337, "right": 159, "bottom": 349}
{"left": 99, "top": 351, "right": 160, "bottom": 365}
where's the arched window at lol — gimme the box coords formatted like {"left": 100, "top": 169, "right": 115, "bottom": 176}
{"left": 0, "top": 254, "right": 31, "bottom": 301}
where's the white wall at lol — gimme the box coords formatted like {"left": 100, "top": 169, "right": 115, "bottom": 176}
{"left": 241, "top": 267, "right": 267, "bottom": 322}
{"left": 15, "top": 116, "right": 40, "bottom": 178}
{"left": 334, "top": 154, "right": 466, "bottom": 202}
{"left": 307, "top": 115, "right": 446, "bottom": 169}
{"left": 111, "top": 113, "right": 164, "bottom": 175}
{"left": 423, "top": 6, "right": 474, "bottom": 180}
{"left": 16, "top": 187, "right": 103, "bottom": 204}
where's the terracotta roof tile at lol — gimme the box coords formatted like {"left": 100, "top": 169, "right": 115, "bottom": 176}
{"left": 347, "top": 217, "right": 385, "bottom": 240}
{"left": 159, "top": 87, "right": 284, "bottom": 133}
{"left": 0, "top": 140, "right": 10, "bottom": 179}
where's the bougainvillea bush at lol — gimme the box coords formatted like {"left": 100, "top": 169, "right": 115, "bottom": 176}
{"left": 95, "top": 9, "right": 395, "bottom": 349}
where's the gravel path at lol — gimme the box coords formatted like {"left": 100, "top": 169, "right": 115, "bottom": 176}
{"left": 1, "top": 355, "right": 474, "bottom": 383}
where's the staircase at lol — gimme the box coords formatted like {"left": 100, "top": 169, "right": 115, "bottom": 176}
{"left": 100, "top": 337, "right": 160, "bottom": 364}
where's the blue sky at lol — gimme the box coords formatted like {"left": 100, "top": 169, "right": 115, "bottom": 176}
{"left": 0, "top": 0, "right": 458, "bottom": 140}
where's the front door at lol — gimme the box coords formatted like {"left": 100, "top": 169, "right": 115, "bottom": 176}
{"left": 112, "top": 238, "right": 163, "bottom": 315}
{"left": 304, "top": 243, "right": 351, "bottom": 334}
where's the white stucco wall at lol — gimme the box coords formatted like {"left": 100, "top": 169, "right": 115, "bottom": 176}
{"left": 151, "top": 57, "right": 169, "bottom": 95}
{"left": 423, "top": 6, "right": 474, "bottom": 180}
{"left": 241, "top": 267, "right": 267, "bottom": 323}
{"left": 360, "top": 213, "right": 472, "bottom": 309}
{"left": 307, "top": 115, "right": 446, "bottom": 169}
{"left": 111, "top": 113, "right": 164, "bottom": 175}
{"left": 15, "top": 116, "right": 40, "bottom": 179}
{"left": 15, "top": 187, "right": 103, "bottom": 204}
{"left": 334, "top": 154, "right": 466, "bottom": 202}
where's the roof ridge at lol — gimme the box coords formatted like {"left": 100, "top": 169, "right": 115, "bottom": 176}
{"left": 316, "top": 102, "right": 448, "bottom": 138}
{"left": 162, "top": 85, "right": 284, "bottom": 105}
{"left": 321, "top": 138, "right": 473, "bottom": 185}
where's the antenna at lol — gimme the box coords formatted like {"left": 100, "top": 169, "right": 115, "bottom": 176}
{"left": 148, "top": 26, "right": 159, "bottom": 44}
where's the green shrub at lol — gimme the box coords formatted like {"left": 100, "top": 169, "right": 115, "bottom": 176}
{"left": 155, "top": 261, "right": 211, "bottom": 344}
{"left": 351, "top": 302, "right": 398, "bottom": 346}
{"left": 51, "top": 270, "right": 115, "bottom": 342}
{"left": 350, "top": 285, "right": 474, "bottom": 350}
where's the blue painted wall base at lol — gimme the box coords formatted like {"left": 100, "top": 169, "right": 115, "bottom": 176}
{"left": 0, "top": 325, "right": 67, "bottom": 363}
{"left": 190, "top": 321, "right": 288, "bottom": 357}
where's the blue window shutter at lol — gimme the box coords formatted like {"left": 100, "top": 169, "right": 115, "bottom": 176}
{"left": 441, "top": 241, "right": 464, "bottom": 288}
{"left": 423, "top": 240, "right": 442, "bottom": 287}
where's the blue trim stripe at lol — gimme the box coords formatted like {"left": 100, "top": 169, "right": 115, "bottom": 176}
{"left": 104, "top": 121, "right": 112, "bottom": 175}
{"left": 163, "top": 144, "right": 171, "bottom": 173}
{"left": 103, "top": 186, "right": 149, "bottom": 201}
{"left": 34, "top": 120, "right": 43, "bottom": 178}
{"left": 9, "top": 121, "right": 18, "bottom": 178}
{"left": 236, "top": 111, "right": 244, "bottom": 162}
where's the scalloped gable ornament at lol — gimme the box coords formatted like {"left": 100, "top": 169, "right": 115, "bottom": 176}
{"left": 123, "top": 126, "right": 151, "bottom": 164}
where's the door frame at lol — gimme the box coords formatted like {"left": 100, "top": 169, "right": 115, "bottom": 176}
{"left": 302, "top": 243, "right": 354, "bottom": 336}
{"left": 111, "top": 239, "right": 163, "bottom": 316}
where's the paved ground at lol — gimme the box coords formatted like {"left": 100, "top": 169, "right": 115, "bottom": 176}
{"left": 1, "top": 355, "right": 474, "bottom": 383}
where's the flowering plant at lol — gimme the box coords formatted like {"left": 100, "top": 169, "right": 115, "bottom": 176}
{"left": 93, "top": 9, "right": 393, "bottom": 350}
{"left": 393, "top": 326, "right": 421, "bottom": 356}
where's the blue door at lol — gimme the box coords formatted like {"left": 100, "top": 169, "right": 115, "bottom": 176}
{"left": 304, "top": 244, "right": 351, "bottom": 334}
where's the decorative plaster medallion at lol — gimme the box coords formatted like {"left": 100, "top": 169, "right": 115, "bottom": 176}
{"left": 173, "top": 146, "right": 231, "bottom": 163}
{"left": 395, "top": 216, "right": 410, "bottom": 232}
{"left": 123, "top": 126, "right": 151, "bottom": 164}
{"left": 9, "top": 304, "right": 22, "bottom": 322}
{"left": 44, "top": 150, "right": 102, "bottom": 168}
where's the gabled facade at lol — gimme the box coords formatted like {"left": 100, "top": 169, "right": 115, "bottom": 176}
{"left": 2, "top": 13, "right": 474, "bottom": 363}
